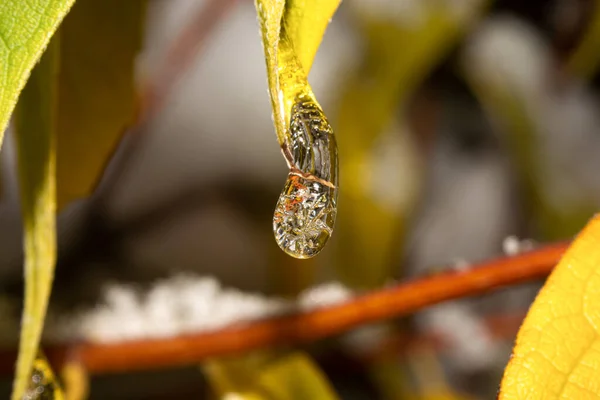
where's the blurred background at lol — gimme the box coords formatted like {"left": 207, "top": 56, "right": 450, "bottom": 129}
{"left": 1, "top": 0, "right": 600, "bottom": 398}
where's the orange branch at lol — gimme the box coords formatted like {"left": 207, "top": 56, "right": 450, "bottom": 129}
{"left": 0, "top": 240, "right": 569, "bottom": 375}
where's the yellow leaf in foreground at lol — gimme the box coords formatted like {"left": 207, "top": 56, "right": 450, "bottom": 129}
{"left": 10, "top": 2, "right": 146, "bottom": 397}
{"left": 203, "top": 352, "right": 339, "bottom": 400}
{"left": 500, "top": 214, "right": 600, "bottom": 399}
{"left": 12, "top": 40, "right": 59, "bottom": 400}
{"left": 56, "top": 0, "right": 146, "bottom": 208}
{"left": 61, "top": 358, "right": 89, "bottom": 400}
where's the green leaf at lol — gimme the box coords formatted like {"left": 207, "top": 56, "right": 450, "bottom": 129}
{"left": 55, "top": 0, "right": 146, "bottom": 208}
{"left": 9, "top": 2, "right": 146, "bottom": 397}
{"left": 0, "top": 0, "right": 76, "bottom": 142}
{"left": 12, "top": 38, "right": 59, "bottom": 400}
{"left": 463, "top": 58, "right": 596, "bottom": 239}
{"left": 203, "top": 352, "right": 340, "bottom": 400}
{"left": 334, "top": 2, "right": 490, "bottom": 288}
{"left": 338, "top": 1, "right": 491, "bottom": 152}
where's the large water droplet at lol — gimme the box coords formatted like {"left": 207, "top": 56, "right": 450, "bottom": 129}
{"left": 273, "top": 174, "right": 337, "bottom": 258}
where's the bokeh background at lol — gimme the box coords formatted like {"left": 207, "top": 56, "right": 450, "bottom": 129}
{"left": 1, "top": 0, "right": 600, "bottom": 398}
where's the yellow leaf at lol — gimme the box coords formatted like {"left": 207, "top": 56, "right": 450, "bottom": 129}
{"left": 0, "top": 0, "right": 75, "bottom": 140}
{"left": 258, "top": 353, "right": 338, "bottom": 400}
{"left": 12, "top": 39, "right": 59, "bottom": 400}
{"left": 463, "top": 68, "right": 596, "bottom": 240}
{"left": 255, "top": 0, "right": 341, "bottom": 259}
{"left": 203, "top": 352, "right": 339, "bottom": 400}
{"left": 56, "top": 0, "right": 146, "bottom": 208}
{"left": 500, "top": 215, "right": 600, "bottom": 399}
{"left": 61, "top": 359, "right": 89, "bottom": 400}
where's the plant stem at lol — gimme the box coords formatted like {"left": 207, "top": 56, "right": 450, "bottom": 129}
{"left": 0, "top": 240, "right": 567, "bottom": 375}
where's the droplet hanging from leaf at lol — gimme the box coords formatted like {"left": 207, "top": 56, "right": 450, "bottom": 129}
{"left": 255, "top": 0, "right": 341, "bottom": 259}
{"left": 273, "top": 97, "right": 338, "bottom": 258}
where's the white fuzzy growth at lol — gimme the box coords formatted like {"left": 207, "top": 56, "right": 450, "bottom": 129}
{"left": 502, "top": 235, "right": 520, "bottom": 256}
{"left": 502, "top": 235, "right": 536, "bottom": 256}
{"left": 298, "top": 282, "right": 353, "bottom": 311}
{"left": 450, "top": 258, "right": 471, "bottom": 272}
{"left": 41, "top": 276, "right": 353, "bottom": 344}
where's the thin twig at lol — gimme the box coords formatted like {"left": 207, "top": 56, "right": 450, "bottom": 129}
{"left": 9, "top": 240, "right": 566, "bottom": 375}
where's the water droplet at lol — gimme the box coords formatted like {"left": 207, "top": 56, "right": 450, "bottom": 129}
{"left": 273, "top": 174, "right": 337, "bottom": 258}
{"left": 287, "top": 99, "right": 337, "bottom": 185}
{"left": 273, "top": 96, "right": 338, "bottom": 259}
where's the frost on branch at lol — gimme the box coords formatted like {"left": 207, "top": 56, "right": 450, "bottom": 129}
{"left": 40, "top": 274, "right": 353, "bottom": 344}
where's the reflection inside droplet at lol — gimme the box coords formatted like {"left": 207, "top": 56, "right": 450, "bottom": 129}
{"left": 273, "top": 174, "right": 337, "bottom": 259}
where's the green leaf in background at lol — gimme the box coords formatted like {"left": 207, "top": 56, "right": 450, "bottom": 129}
{"left": 462, "top": 42, "right": 596, "bottom": 240}
{"left": 55, "top": 0, "right": 146, "bottom": 208}
{"left": 203, "top": 352, "right": 340, "bottom": 400}
{"left": 12, "top": 38, "right": 59, "bottom": 400}
{"left": 468, "top": 81, "right": 595, "bottom": 239}
{"left": 334, "top": 1, "right": 490, "bottom": 288}
{"left": 0, "top": 0, "right": 75, "bottom": 142}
